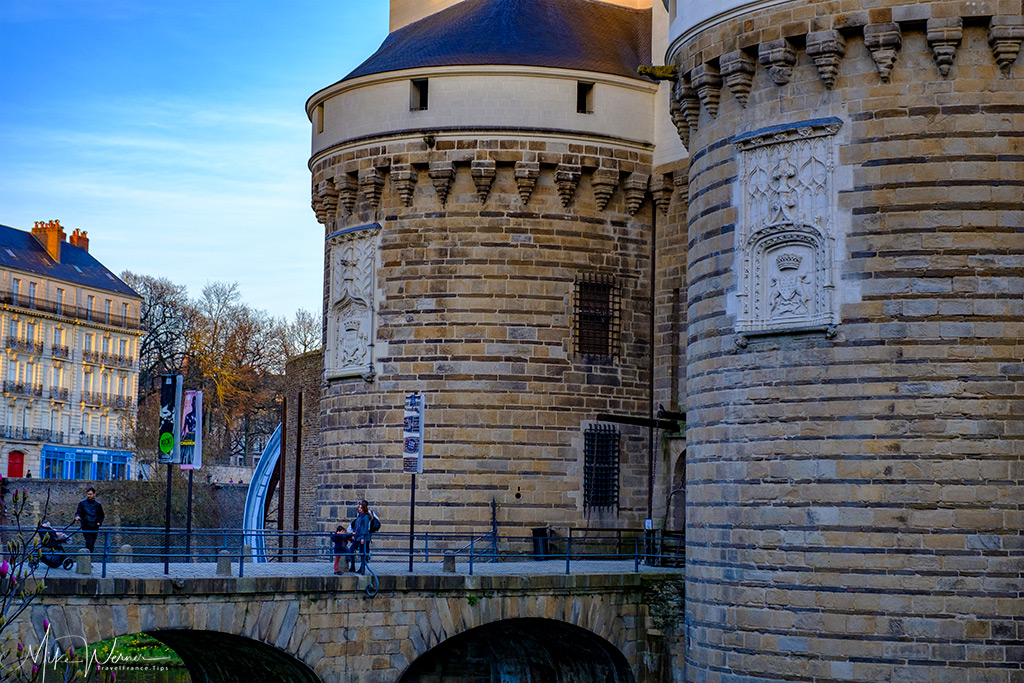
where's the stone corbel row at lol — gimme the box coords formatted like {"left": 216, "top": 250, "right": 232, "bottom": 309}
{"left": 670, "top": 15, "right": 1023, "bottom": 143}
{"left": 311, "top": 157, "right": 678, "bottom": 228}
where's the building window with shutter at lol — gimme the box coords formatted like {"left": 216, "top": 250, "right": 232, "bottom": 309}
{"left": 573, "top": 273, "right": 620, "bottom": 362}
{"left": 584, "top": 424, "right": 619, "bottom": 510}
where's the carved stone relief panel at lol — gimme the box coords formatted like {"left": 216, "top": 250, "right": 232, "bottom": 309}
{"left": 732, "top": 118, "right": 843, "bottom": 334}
{"left": 326, "top": 224, "right": 380, "bottom": 380}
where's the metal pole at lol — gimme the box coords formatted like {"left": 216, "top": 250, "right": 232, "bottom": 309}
{"left": 278, "top": 396, "right": 287, "bottom": 560}
{"left": 408, "top": 473, "right": 416, "bottom": 572}
{"left": 163, "top": 462, "right": 171, "bottom": 575}
{"left": 186, "top": 468, "right": 193, "bottom": 559}
{"left": 293, "top": 392, "right": 302, "bottom": 562}
{"left": 648, "top": 207, "right": 657, "bottom": 520}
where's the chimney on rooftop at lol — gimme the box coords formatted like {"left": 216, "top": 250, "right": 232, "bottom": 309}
{"left": 30, "top": 220, "right": 66, "bottom": 262}
{"left": 69, "top": 229, "right": 90, "bottom": 253}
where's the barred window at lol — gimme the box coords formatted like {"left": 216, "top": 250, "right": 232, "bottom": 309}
{"left": 574, "top": 273, "right": 620, "bottom": 361}
{"left": 584, "top": 424, "right": 619, "bottom": 510}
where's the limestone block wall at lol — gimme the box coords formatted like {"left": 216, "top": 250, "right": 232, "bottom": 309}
{"left": 310, "top": 130, "right": 688, "bottom": 534}
{"left": 277, "top": 351, "right": 323, "bottom": 546}
{"left": 667, "top": 0, "right": 1023, "bottom": 680}
{"left": 17, "top": 572, "right": 682, "bottom": 683}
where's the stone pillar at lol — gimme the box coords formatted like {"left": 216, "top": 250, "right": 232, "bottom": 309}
{"left": 216, "top": 550, "right": 232, "bottom": 576}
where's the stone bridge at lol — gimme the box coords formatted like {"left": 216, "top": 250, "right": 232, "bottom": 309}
{"left": 14, "top": 567, "right": 685, "bottom": 682}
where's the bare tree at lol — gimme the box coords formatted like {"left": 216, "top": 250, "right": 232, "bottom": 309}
{"left": 281, "top": 308, "right": 322, "bottom": 357}
{"left": 120, "top": 271, "right": 194, "bottom": 400}
{"left": 188, "top": 283, "right": 286, "bottom": 464}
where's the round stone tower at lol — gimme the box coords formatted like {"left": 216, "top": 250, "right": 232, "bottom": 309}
{"left": 667, "top": 0, "right": 1023, "bottom": 680}
{"left": 307, "top": 0, "right": 677, "bottom": 533}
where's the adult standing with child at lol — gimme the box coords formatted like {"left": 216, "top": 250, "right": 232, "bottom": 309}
{"left": 352, "top": 500, "right": 377, "bottom": 574}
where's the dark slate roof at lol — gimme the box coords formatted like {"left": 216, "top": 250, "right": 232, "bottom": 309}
{"left": 344, "top": 0, "right": 652, "bottom": 82}
{"left": 0, "top": 224, "right": 140, "bottom": 298}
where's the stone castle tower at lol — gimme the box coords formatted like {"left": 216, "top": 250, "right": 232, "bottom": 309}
{"left": 308, "top": 0, "right": 1021, "bottom": 679}
{"left": 666, "top": 0, "right": 1023, "bottom": 680}
{"left": 307, "top": 0, "right": 688, "bottom": 533}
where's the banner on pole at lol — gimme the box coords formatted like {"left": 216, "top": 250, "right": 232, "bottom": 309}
{"left": 157, "top": 375, "right": 182, "bottom": 464}
{"left": 402, "top": 392, "right": 425, "bottom": 474}
{"left": 179, "top": 390, "right": 203, "bottom": 470}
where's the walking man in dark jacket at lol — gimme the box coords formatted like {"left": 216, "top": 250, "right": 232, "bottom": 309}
{"left": 74, "top": 487, "right": 104, "bottom": 552}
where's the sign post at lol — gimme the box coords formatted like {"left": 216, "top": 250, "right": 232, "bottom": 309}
{"left": 403, "top": 393, "right": 425, "bottom": 571}
{"left": 158, "top": 374, "right": 183, "bottom": 575}
{"left": 179, "top": 390, "right": 203, "bottom": 559}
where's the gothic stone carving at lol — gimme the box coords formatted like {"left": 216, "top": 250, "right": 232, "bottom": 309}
{"left": 691, "top": 63, "right": 722, "bottom": 118}
{"left": 326, "top": 224, "right": 379, "bottom": 380}
{"left": 471, "top": 159, "right": 496, "bottom": 204}
{"left": 759, "top": 39, "right": 797, "bottom": 86}
{"left": 927, "top": 17, "right": 962, "bottom": 78}
{"left": 720, "top": 50, "right": 755, "bottom": 107}
{"left": 514, "top": 161, "right": 540, "bottom": 204}
{"left": 732, "top": 118, "right": 843, "bottom": 334}
{"left": 591, "top": 168, "right": 620, "bottom": 212}
{"left": 864, "top": 23, "right": 902, "bottom": 83}
{"left": 806, "top": 30, "right": 846, "bottom": 90}
{"left": 392, "top": 164, "right": 419, "bottom": 207}
{"left": 989, "top": 16, "right": 1024, "bottom": 75}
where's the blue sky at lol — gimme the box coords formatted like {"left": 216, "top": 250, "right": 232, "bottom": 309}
{"left": 0, "top": 1, "right": 389, "bottom": 319}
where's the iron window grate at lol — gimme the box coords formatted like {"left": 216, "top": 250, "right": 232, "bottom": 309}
{"left": 574, "top": 273, "right": 620, "bottom": 362}
{"left": 584, "top": 424, "right": 620, "bottom": 510}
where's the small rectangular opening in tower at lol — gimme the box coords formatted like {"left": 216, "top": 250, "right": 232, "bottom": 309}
{"left": 577, "top": 81, "right": 594, "bottom": 114}
{"left": 410, "top": 78, "right": 429, "bottom": 111}
{"left": 574, "top": 273, "right": 620, "bottom": 362}
{"left": 584, "top": 424, "right": 619, "bottom": 510}
{"left": 315, "top": 104, "right": 324, "bottom": 134}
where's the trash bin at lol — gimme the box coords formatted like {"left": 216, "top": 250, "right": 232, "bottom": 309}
{"left": 532, "top": 527, "right": 549, "bottom": 559}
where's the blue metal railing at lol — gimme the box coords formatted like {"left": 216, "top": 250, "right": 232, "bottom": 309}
{"left": 6, "top": 525, "right": 683, "bottom": 579}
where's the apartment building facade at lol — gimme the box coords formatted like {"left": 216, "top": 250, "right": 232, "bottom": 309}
{"left": 0, "top": 221, "right": 143, "bottom": 481}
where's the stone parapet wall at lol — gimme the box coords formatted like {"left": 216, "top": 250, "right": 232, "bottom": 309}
{"left": 19, "top": 571, "right": 683, "bottom": 683}
{"left": 668, "top": 0, "right": 1023, "bottom": 680}
{"left": 309, "top": 69, "right": 658, "bottom": 156}
{"left": 310, "top": 133, "right": 664, "bottom": 227}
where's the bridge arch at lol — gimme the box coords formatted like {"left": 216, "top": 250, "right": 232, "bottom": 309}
{"left": 151, "top": 629, "right": 321, "bottom": 682}
{"left": 397, "top": 618, "right": 636, "bottom": 683}
{"left": 23, "top": 598, "right": 326, "bottom": 682}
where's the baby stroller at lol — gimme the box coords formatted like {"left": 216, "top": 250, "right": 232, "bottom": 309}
{"left": 31, "top": 522, "right": 75, "bottom": 571}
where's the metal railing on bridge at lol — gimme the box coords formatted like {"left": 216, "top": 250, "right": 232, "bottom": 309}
{"left": 3, "top": 525, "right": 684, "bottom": 579}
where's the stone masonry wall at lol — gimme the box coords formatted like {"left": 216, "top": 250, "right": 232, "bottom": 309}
{"left": 17, "top": 571, "right": 682, "bottom": 683}
{"left": 312, "top": 134, "right": 688, "bottom": 535}
{"left": 670, "top": 0, "right": 1023, "bottom": 680}
{"left": 276, "top": 350, "right": 323, "bottom": 555}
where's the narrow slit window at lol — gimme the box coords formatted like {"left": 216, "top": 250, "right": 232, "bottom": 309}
{"left": 577, "top": 81, "right": 594, "bottom": 114}
{"left": 584, "top": 424, "right": 620, "bottom": 510}
{"left": 315, "top": 103, "right": 324, "bottom": 134}
{"left": 410, "top": 78, "right": 429, "bottom": 111}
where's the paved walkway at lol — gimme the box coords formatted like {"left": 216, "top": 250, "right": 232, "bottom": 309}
{"left": 41, "top": 558, "right": 682, "bottom": 580}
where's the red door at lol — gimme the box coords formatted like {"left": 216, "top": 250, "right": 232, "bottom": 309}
{"left": 7, "top": 451, "right": 24, "bottom": 478}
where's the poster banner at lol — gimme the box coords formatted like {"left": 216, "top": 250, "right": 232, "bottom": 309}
{"left": 157, "top": 375, "right": 182, "bottom": 464}
{"left": 179, "top": 390, "right": 203, "bottom": 470}
{"left": 402, "top": 392, "right": 425, "bottom": 474}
